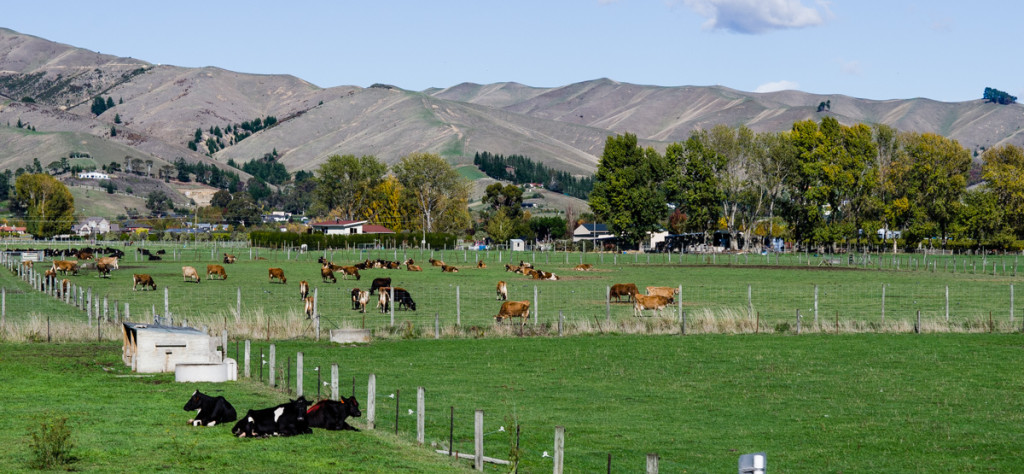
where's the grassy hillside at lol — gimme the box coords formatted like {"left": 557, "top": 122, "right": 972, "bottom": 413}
{"left": 69, "top": 186, "right": 147, "bottom": 219}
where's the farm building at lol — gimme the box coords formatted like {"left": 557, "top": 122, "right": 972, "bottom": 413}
{"left": 572, "top": 223, "right": 614, "bottom": 243}
{"left": 77, "top": 171, "right": 109, "bottom": 180}
{"left": 510, "top": 238, "right": 526, "bottom": 251}
{"left": 121, "top": 322, "right": 230, "bottom": 377}
{"left": 309, "top": 219, "right": 394, "bottom": 235}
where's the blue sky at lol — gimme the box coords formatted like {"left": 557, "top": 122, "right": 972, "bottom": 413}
{"left": 4, "top": 1, "right": 1019, "bottom": 102}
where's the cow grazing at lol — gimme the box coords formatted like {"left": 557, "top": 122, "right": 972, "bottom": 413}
{"left": 496, "top": 281, "right": 508, "bottom": 301}
{"left": 96, "top": 256, "right": 119, "bottom": 270}
{"left": 477, "top": 260, "right": 486, "bottom": 269}
{"left": 96, "top": 262, "right": 113, "bottom": 278}
{"left": 300, "top": 281, "right": 309, "bottom": 300}
{"left": 183, "top": 390, "right": 238, "bottom": 427}
{"left": 369, "top": 277, "right": 391, "bottom": 295}
{"left": 338, "top": 266, "right": 360, "bottom": 281}
{"left": 646, "top": 286, "right": 679, "bottom": 304}
{"left": 494, "top": 300, "right": 530, "bottom": 325}
{"left": 356, "top": 290, "right": 369, "bottom": 313}
{"left": 269, "top": 268, "right": 287, "bottom": 284}
{"left": 574, "top": 263, "right": 594, "bottom": 271}
{"left": 182, "top": 266, "right": 201, "bottom": 284}
{"left": 406, "top": 263, "right": 422, "bottom": 271}
{"left": 320, "top": 265, "right": 337, "bottom": 283}
{"left": 206, "top": 264, "right": 227, "bottom": 280}
{"left": 377, "top": 290, "right": 390, "bottom": 313}
{"left": 223, "top": 253, "right": 237, "bottom": 264}
{"left": 351, "top": 288, "right": 362, "bottom": 310}
{"left": 378, "top": 287, "right": 416, "bottom": 312}
{"left": 132, "top": 274, "right": 156, "bottom": 291}
{"left": 610, "top": 283, "right": 639, "bottom": 303}
{"left": 633, "top": 294, "right": 671, "bottom": 317}
{"left": 306, "top": 396, "right": 361, "bottom": 431}
{"left": 429, "top": 258, "right": 445, "bottom": 267}
{"left": 51, "top": 260, "right": 79, "bottom": 276}
{"left": 304, "top": 296, "right": 314, "bottom": 319}
{"left": 441, "top": 264, "right": 459, "bottom": 273}
{"left": 232, "top": 397, "right": 312, "bottom": 438}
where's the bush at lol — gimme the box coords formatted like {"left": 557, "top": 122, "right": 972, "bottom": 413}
{"left": 249, "top": 231, "right": 458, "bottom": 250}
{"left": 27, "top": 414, "right": 76, "bottom": 470}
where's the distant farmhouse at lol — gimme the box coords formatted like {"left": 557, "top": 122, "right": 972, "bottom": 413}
{"left": 77, "top": 171, "right": 109, "bottom": 180}
{"left": 72, "top": 217, "right": 119, "bottom": 237}
{"left": 309, "top": 220, "right": 394, "bottom": 235}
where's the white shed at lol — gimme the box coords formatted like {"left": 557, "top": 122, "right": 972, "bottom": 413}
{"left": 121, "top": 322, "right": 226, "bottom": 374}
{"left": 510, "top": 239, "right": 525, "bottom": 251}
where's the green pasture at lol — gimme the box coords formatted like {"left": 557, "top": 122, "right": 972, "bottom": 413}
{"left": 3, "top": 244, "right": 1024, "bottom": 335}
{"left": 2, "top": 334, "right": 1022, "bottom": 472}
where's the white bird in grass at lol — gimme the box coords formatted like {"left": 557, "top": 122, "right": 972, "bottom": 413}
{"left": 408, "top": 409, "right": 414, "bottom": 415}
{"left": 388, "top": 393, "right": 394, "bottom": 399}
{"left": 542, "top": 451, "right": 551, "bottom": 458}
{"left": 499, "top": 426, "right": 505, "bottom": 432}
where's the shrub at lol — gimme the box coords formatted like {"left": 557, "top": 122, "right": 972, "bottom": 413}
{"left": 27, "top": 414, "right": 76, "bottom": 470}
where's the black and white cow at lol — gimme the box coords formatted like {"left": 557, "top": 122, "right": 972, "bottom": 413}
{"left": 183, "top": 390, "right": 238, "bottom": 427}
{"left": 231, "top": 396, "right": 312, "bottom": 438}
{"left": 306, "top": 396, "right": 362, "bottom": 431}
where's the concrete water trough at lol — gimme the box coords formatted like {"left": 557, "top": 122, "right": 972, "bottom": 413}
{"left": 330, "top": 329, "right": 371, "bottom": 344}
{"left": 122, "top": 322, "right": 224, "bottom": 374}
{"left": 174, "top": 359, "right": 238, "bottom": 383}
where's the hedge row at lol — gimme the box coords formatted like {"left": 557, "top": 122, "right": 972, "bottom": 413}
{"left": 249, "top": 231, "right": 458, "bottom": 250}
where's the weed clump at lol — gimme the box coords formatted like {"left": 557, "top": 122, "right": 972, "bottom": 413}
{"left": 27, "top": 414, "right": 76, "bottom": 470}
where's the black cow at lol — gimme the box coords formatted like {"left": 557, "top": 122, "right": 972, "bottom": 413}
{"left": 392, "top": 288, "right": 416, "bottom": 311}
{"left": 350, "top": 288, "right": 362, "bottom": 310}
{"left": 183, "top": 390, "right": 237, "bottom": 427}
{"left": 306, "top": 396, "right": 362, "bottom": 431}
{"left": 232, "top": 396, "right": 311, "bottom": 438}
{"left": 369, "top": 277, "right": 391, "bottom": 295}
{"left": 148, "top": 254, "right": 162, "bottom": 261}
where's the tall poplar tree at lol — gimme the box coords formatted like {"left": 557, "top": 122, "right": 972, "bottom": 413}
{"left": 589, "top": 133, "right": 669, "bottom": 247}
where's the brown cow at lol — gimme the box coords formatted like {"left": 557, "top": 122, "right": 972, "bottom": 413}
{"left": 96, "top": 262, "right": 113, "bottom": 278}
{"left": 574, "top": 263, "right": 594, "bottom": 271}
{"left": 321, "top": 265, "right": 337, "bottom": 283}
{"left": 76, "top": 250, "right": 94, "bottom": 260}
{"left": 269, "top": 268, "right": 287, "bottom": 284}
{"left": 496, "top": 281, "right": 508, "bottom": 301}
{"left": 132, "top": 274, "right": 156, "bottom": 291}
{"left": 406, "top": 263, "right": 422, "bottom": 271}
{"left": 182, "top": 266, "right": 201, "bottom": 283}
{"left": 477, "top": 260, "right": 487, "bottom": 269}
{"left": 338, "top": 266, "right": 360, "bottom": 281}
{"left": 504, "top": 263, "right": 521, "bottom": 273}
{"left": 429, "top": 258, "right": 445, "bottom": 267}
{"left": 494, "top": 300, "right": 530, "bottom": 325}
{"left": 21, "top": 260, "right": 33, "bottom": 270}
{"left": 44, "top": 268, "right": 56, "bottom": 279}
{"left": 356, "top": 290, "right": 370, "bottom": 313}
{"left": 377, "top": 290, "right": 390, "bottom": 313}
{"left": 519, "top": 261, "right": 533, "bottom": 269}
{"left": 223, "top": 253, "right": 237, "bottom": 264}
{"left": 633, "top": 294, "right": 670, "bottom": 317}
{"left": 304, "top": 296, "right": 315, "bottom": 319}
{"left": 206, "top": 264, "right": 227, "bottom": 280}
{"left": 51, "top": 260, "right": 79, "bottom": 276}
{"left": 646, "top": 286, "right": 679, "bottom": 304}
{"left": 441, "top": 264, "right": 459, "bottom": 273}
{"left": 300, "top": 281, "right": 310, "bottom": 300}
{"left": 610, "top": 283, "right": 639, "bottom": 303}
{"left": 59, "top": 278, "right": 71, "bottom": 297}
{"left": 97, "top": 256, "right": 119, "bottom": 270}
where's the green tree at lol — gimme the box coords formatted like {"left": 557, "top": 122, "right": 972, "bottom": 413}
{"left": 982, "top": 144, "right": 1024, "bottom": 237}
{"left": 392, "top": 152, "right": 470, "bottom": 234}
{"left": 983, "top": 87, "right": 1017, "bottom": 105}
{"left": 210, "top": 189, "right": 232, "bottom": 208}
{"left": 891, "top": 132, "right": 969, "bottom": 243}
{"left": 310, "top": 154, "right": 387, "bottom": 219}
{"left": 482, "top": 183, "right": 524, "bottom": 218}
{"left": 13, "top": 174, "right": 75, "bottom": 238}
{"left": 589, "top": 133, "right": 669, "bottom": 247}
{"left": 224, "top": 192, "right": 261, "bottom": 227}
{"left": 664, "top": 133, "right": 724, "bottom": 241}
{"left": 485, "top": 207, "right": 516, "bottom": 244}
{"left": 113, "top": 113, "right": 121, "bottom": 124}
{"left": 145, "top": 191, "right": 172, "bottom": 215}
{"left": 90, "top": 97, "right": 107, "bottom": 116}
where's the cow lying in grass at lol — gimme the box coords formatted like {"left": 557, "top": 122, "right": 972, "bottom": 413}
{"left": 306, "top": 396, "right": 361, "bottom": 431}
{"left": 184, "top": 390, "right": 237, "bottom": 427}
{"left": 232, "top": 397, "right": 311, "bottom": 438}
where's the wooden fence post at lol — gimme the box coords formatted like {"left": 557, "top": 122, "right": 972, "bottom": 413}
{"left": 796, "top": 309, "right": 802, "bottom": 335}
{"left": 244, "top": 340, "right": 251, "bottom": 378}
{"left": 164, "top": 287, "right": 169, "bottom": 319}
{"left": 296, "top": 352, "right": 303, "bottom": 397}
{"left": 475, "top": 410, "right": 484, "bottom": 472}
{"left": 236, "top": 287, "right": 241, "bottom": 318}
{"left": 881, "top": 284, "right": 886, "bottom": 324}
{"left": 269, "top": 344, "right": 276, "bottom": 387}
{"left": 813, "top": 284, "right": 818, "bottom": 326}
{"left": 435, "top": 313, "right": 440, "bottom": 339}
{"left": 367, "top": 373, "right": 376, "bottom": 430}
{"left": 417, "top": 387, "right": 425, "bottom": 445}
{"left": 553, "top": 425, "right": 565, "bottom": 474}
{"left": 456, "top": 286, "right": 461, "bottom": 326}
{"left": 534, "top": 285, "right": 539, "bottom": 326}
{"left": 646, "top": 453, "right": 659, "bottom": 474}
{"left": 606, "top": 286, "right": 610, "bottom": 323}
{"left": 390, "top": 287, "right": 395, "bottom": 327}
{"left": 331, "top": 364, "right": 339, "bottom": 400}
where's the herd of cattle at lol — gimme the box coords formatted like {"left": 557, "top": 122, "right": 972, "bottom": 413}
{"left": 23, "top": 246, "right": 681, "bottom": 322}
{"left": 183, "top": 390, "right": 361, "bottom": 437}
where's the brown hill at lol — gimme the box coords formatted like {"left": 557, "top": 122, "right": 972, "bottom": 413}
{"left": 2, "top": 27, "right": 1023, "bottom": 183}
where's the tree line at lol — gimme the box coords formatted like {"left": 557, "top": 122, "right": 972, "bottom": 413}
{"left": 473, "top": 151, "right": 593, "bottom": 199}
{"left": 590, "top": 117, "right": 1024, "bottom": 252}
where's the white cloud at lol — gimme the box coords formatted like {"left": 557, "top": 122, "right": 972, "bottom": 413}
{"left": 754, "top": 80, "right": 800, "bottom": 93}
{"left": 682, "top": 0, "right": 827, "bottom": 34}
{"left": 840, "top": 60, "right": 862, "bottom": 76}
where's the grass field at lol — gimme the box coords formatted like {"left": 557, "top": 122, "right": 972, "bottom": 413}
{"left": 1, "top": 334, "right": 1022, "bottom": 472}
{"left": 2, "top": 244, "right": 1024, "bottom": 340}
